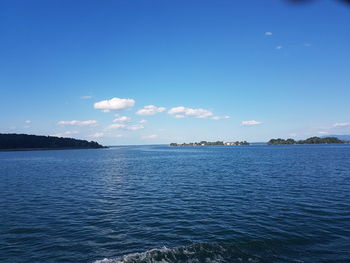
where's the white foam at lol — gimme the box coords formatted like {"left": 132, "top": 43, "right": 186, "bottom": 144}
{"left": 93, "top": 243, "right": 261, "bottom": 263}
{"left": 94, "top": 247, "right": 171, "bottom": 263}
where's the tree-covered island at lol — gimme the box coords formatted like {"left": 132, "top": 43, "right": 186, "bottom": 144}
{"left": 268, "top": 136, "right": 346, "bottom": 145}
{"left": 170, "top": 141, "right": 249, "bottom": 146}
{"left": 0, "top": 133, "right": 106, "bottom": 150}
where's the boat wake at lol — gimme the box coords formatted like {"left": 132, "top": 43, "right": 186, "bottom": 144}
{"left": 93, "top": 243, "right": 265, "bottom": 263}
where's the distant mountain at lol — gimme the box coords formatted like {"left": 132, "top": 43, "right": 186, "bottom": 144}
{"left": 321, "top": 135, "right": 350, "bottom": 141}
{"left": 0, "top": 133, "right": 105, "bottom": 150}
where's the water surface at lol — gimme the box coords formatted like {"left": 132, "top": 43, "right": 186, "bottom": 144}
{"left": 0, "top": 145, "right": 349, "bottom": 262}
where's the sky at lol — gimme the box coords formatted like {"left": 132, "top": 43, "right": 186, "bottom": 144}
{"left": 1, "top": 0, "right": 350, "bottom": 145}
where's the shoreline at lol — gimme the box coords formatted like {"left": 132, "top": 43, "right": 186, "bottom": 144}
{"left": 0, "top": 147, "right": 107, "bottom": 152}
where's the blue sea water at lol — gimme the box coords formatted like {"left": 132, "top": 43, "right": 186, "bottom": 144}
{"left": 0, "top": 145, "right": 350, "bottom": 263}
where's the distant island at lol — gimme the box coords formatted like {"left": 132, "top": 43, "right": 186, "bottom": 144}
{"left": 268, "top": 136, "right": 346, "bottom": 145}
{"left": 170, "top": 141, "right": 249, "bottom": 146}
{"left": 321, "top": 134, "right": 350, "bottom": 141}
{"left": 0, "top": 133, "right": 105, "bottom": 150}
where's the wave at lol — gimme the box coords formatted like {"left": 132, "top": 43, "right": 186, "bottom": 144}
{"left": 93, "top": 243, "right": 265, "bottom": 263}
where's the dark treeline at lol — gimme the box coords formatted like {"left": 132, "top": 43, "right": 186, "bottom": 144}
{"left": 0, "top": 134, "right": 105, "bottom": 150}
{"left": 268, "top": 136, "right": 346, "bottom": 145}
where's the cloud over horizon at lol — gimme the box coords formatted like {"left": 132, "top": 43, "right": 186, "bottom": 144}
{"left": 94, "top": 97, "right": 135, "bottom": 112}
{"left": 242, "top": 120, "right": 263, "bottom": 126}
{"left": 89, "top": 132, "right": 124, "bottom": 138}
{"left": 107, "top": 123, "right": 144, "bottom": 131}
{"left": 127, "top": 124, "right": 144, "bottom": 131}
{"left": 168, "top": 106, "right": 214, "bottom": 119}
{"left": 211, "top": 116, "right": 230, "bottom": 120}
{"left": 57, "top": 120, "right": 97, "bottom": 126}
{"left": 113, "top": 116, "right": 131, "bottom": 122}
{"left": 136, "top": 105, "right": 166, "bottom": 115}
{"left": 333, "top": 122, "right": 350, "bottom": 128}
{"left": 107, "top": 123, "right": 126, "bottom": 129}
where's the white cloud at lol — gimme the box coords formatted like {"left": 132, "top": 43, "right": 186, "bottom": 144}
{"left": 288, "top": 133, "right": 297, "bottom": 138}
{"left": 127, "top": 125, "right": 144, "bottom": 131}
{"left": 25, "top": 120, "right": 32, "bottom": 124}
{"left": 89, "top": 132, "right": 124, "bottom": 138}
{"left": 113, "top": 116, "right": 131, "bottom": 122}
{"left": 276, "top": 45, "right": 283, "bottom": 50}
{"left": 106, "top": 123, "right": 144, "bottom": 131}
{"left": 265, "top": 32, "right": 272, "bottom": 36}
{"left": 81, "top": 95, "right": 92, "bottom": 99}
{"left": 139, "top": 119, "right": 147, "bottom": 124}
{"left": 57, "top": 120, "right": 97, "bottom": 126}
{"left": 107, "top": 123, "right": 127, "bottom": 129}
{"left": 242, "top": 120, "right": 263, "bottom": 126}
{"left": 94, "top": 97, "right": 135, "bottom": 112}
{"left": 168, "top": 106, "right": 214, "bottom": 119}
{"left": 141, "top": 134, "right": 158, "bottom": 139}
{"left": 136, "top": 105, "right": 166, "bottom": 115}
{"left": 333, "top": 122, "right": 350, "bottom": 128}
{"left": 211, "top": 115, "right": 230, "bottom": 120}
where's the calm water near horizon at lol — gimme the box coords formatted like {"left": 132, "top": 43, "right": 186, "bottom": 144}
{"left": 0, "top": 145, "right": 349, "bottom": 263}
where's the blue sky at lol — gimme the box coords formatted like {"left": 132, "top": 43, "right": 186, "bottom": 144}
{"left": 1, "top": 0, "right": 350, "bottom": 145}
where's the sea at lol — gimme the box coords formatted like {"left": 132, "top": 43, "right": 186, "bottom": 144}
{"left": 0, "top": 145, "right": 349, "bottom": 263}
